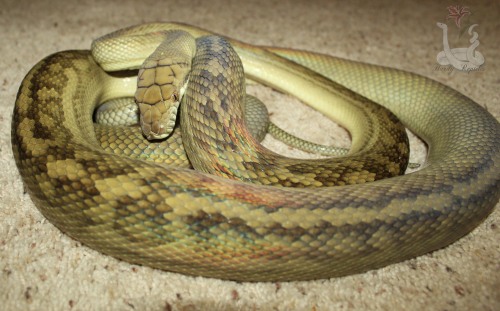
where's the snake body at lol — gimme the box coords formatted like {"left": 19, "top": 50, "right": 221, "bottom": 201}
{"left": 12, "top": 23, "right": 500, "bottom": 281}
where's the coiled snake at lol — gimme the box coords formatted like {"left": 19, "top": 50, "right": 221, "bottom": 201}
{"left": 11, "top": 23, "right": 500, "bottom": 282}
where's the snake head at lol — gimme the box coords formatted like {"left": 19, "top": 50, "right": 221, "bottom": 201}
{"left": 136, "top": 83, "right": 181, "bottom": 140}
{"left": 436, "top": 22, "right": 447, "bottom": 29}
{"left": 135, "top": 64, "right": 183, "bottom": 140}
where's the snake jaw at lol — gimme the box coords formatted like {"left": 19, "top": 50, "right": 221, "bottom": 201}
{"left": 138, "top": 95, "right": 180, "bottom": 140}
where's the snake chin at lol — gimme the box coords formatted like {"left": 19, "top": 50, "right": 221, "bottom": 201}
{"left": 139, "top": 101, "right": 180, "bottom": 140}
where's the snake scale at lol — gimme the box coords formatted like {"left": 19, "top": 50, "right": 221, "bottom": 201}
{"left": 11, "top": 22, "right": 500, "bottom": 282}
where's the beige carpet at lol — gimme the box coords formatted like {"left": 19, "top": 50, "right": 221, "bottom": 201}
{"left": 1, "top": 0, "right": 499, "bottom": 310}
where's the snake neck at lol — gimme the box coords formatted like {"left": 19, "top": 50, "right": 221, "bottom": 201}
{"left": 180, "top": 36, "right": 409, "bottom": 187}
{"left": 180, "top": 36, "right": 261, "bottom": 180}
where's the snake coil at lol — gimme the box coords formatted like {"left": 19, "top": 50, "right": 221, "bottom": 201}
{"left": 11, "top": 23, "right": 500, "bottom": 281}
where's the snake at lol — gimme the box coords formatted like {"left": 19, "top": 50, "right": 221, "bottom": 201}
{"left": 11, "top": 22, "right": 500, "bottom": 282}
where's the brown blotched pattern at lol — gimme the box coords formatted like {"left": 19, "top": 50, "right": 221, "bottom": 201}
{"left": 11, "top": 23, "right": 500, "bottom": 282}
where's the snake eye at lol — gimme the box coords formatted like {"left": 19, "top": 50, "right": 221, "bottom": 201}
{"left": 172, "top": 92, "right": 179, "bottom": 101}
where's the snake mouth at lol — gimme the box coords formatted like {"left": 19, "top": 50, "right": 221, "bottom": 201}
{"left": 139, "top": 101, "right": 179, "bottom": 140}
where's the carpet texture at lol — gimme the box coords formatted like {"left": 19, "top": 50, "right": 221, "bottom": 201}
{"left": 1, "top": 0, "right": 498, "bottom": 310}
